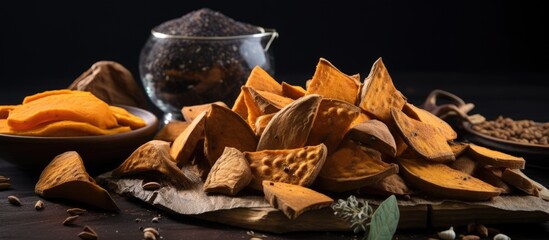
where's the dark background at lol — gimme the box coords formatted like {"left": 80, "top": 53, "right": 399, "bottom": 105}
{"left": 1, "top": 1, "right": 548, "bottom": 120}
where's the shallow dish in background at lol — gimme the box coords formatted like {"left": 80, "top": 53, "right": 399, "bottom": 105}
{"left": 462, "top": 122, "right": 549, "bottom": 169}
{"left": 0, "top": 105, "right": 158, "bottom": 175}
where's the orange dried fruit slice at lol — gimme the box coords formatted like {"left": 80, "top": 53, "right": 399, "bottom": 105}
{"left": 306, "top": 98, "right": 360, "bottom": 153}
{"left": 242, "top": 86, "right": 293, "bottom": 131}
{"left": 358, "top": 58, "right": 407, "bottom": 123}
{"left": 254, "top": 113, "right": 275, "bottom": 137}
{"left": 306, "top": 58, "right": 361, "bottom": 105}
{"left": 204, "top": 104, "right": 257, "bottom": 166}
{"left": 0, "top": 120, "right": 131, "bottom": 137}
{"left": 35, "top": 151, "right": 118, "bottom": 211}
{"left": 245, "top": 144, "right": 327, "bottom": 191}
{"left": 257, "top": 94, "right": 322, "bottom": 151}
{"left": 109, "top": 105, "right": 146, "bottom": 129}
{"left": 262, "top": 180, "right": 333, "bottom": 220}
{"left": 154, "top": 120, "right": 190, "bottom": 142}
{"left": 281, "top": 81, "right": 306, "bottom": 100}
{"left": 182, "top": 101, "right": 228, "bottom": 123}
{"left": 8, "top": 90, "right": 118, "bottom": 131}
{"left": 399, "top": 158, "right": 501, "bottom": 201}
{"left": 0, "top": 105, "right": 16, "bottom": 119}
{"left": 316, "top": 140, "right": 398, "bottom": 192}
{"left": 232, "top": 66, "right": 282, "bottom": 120}
{"left": 170, "top": 111, "right": 207, "bottom": 166}
{"left": 390, "top": 108, "right": 455, "bottom": 162}
{"left": 402, "top": 103, "right": 457, "bottom": 140}
{"left": 467, "top": 144, "right": 525, "bottom": 169}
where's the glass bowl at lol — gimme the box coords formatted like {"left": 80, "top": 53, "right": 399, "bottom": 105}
{"left": 139, "top": 27, "right": 278, "bottom": 124}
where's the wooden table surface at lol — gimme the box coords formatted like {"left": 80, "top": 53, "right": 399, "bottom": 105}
{"left": 1, "top": 73, "right": 548, "bottom": 239}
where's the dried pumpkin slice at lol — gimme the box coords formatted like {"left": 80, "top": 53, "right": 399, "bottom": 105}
{"left": 154, "top": 120, "right": 190, "bottom": 142}
{"left": 449, "top": 142, "right": 469, "bottom": 158}
{"left": 0, "top": 105, "right": 16, "bottom": 119}
{"left": 181, "top": 101, "right": 228, "bottom": 123}
{"left": 281, "top": 81, "right": 306, "bottom": 100}
{"left": 0, "top": 120, "right": 131, "bottom": 137}
{"left": 108, "top": 105, "right": 146, "bottom": 129}
{"left": 390, "top": 108, "right": 455, "bottom": 162}
{"left": 398, "top": 158, "right": 501, "bottom": 201}
{"left": 262, "top": 180, "right": 333, "bottom": 220}
{"left": 204, "top": 104, "right": 258, "bottom": 166}
{"left": 203, "top": 147, "right": 252, "bottom": 196}
{"left": 232, "top": 66, "right": 282, "bottom": 120}
{"left": 242, "top": 86, "right": 292, "bottom": 131}
{"left": 8, "top": 90, "right": 118, "bottom": 131}
{"left": 254, "top": 113, "right": 275, "bottom": 137}
{"left": 306, "top": 58, "right": 360, "bottom": 105}
{"left": 113, "top": 140, "right": 195, "bottom": 188}
{"left": 245, "top": 143, "right": 327, "bottom": 191}
{"left": 501, "top": 168, "right": 539, "bottom": 196}
{"left": 402, "top": 103, "right": 457, "bottom": 140}
{"left": 358, "top": 58, "right": 407, "bottom": 123}
{"left": 35, "top": 151, "right": 118, "bottom": 211}
{"left": 467, "top": 144, "right": 525, "bottom": 169}
{"left": 257, "top": 94, "right": 322, "bottom": 151}
{"left": 346, "top": 119, "right": 397, "bottom": 157}
{"left": 170, "top": 111, "right": 207, "bottom": 166}
{"left": 316, "top": 140, "right": 398, "bottom": 192}
{"left": 306, "top": 98, "right": 360, "bottom": 153}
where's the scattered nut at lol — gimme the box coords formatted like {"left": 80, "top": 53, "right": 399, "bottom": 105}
{"left": 35, "top": 200, "right": 45, "bottom": 210}
{"left": 152, "top": 216, "right": 160, "bottom": 223}
{"left": 7, "top": 195, "right": 21, "bottom": 206}
{"left": 143, "top": 227, "right": 159, "bottom": 238}
{"left": 78, "top": 231, "right": 98, "bottom": 240}
{"left": 460, "top": 235, "right": 480, "bottom": 240}
{"left": 135, "top": 218, "right": 142, "bottom": 223}
{"left": 83, "top": 225, "right": 97, "bottom": 235}
{"left": 144, "top": 230, "right": 157, "bottom": 240}
{"left": 67, "top": 208, "right": 87, "bottom": 216}
{"left": 437, "top": 226, "right": 456, "bottom": 240}
{"left": 476, "top": 223, "right": 489, "bottom": 238}
{"left": 63, "top": 215, "right": 80, "bottom": 226}
{"left": 493, "top": 233, "right": 511, "bottom": 240}
{"left": 142, "top": 181, "right": 161, "bottom": 191}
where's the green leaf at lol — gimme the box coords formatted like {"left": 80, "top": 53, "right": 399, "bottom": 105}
{"left": 366, "top": 195, "right": 399, "bottom": 240}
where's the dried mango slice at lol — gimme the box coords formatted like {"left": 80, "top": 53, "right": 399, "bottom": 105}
{"left": 22, "top": 89, "right": 75, "bottom": 104}
{"left": 245, "top": 144, "right": 327, "bottom": 190}
{"left": 35, "top": 151, "right": 118, "bottom": 211}
{"left": 0, "top": 105, "right": 16, "bottom": 119}
{"left": 112, "top": 140, "right": 195, "bottom": 188}
{"left": 305, "top": 98, "right": 360, "bottom": 153}
{"left": 0, "top": 120, "right": 130, "bottom": 137}
{"left": 399, "top": 158, "right": 501, "bottom": 201}
{"left": 204, "top": 104, "right": 258, "bottom": 166}
{"left": 306, "top": 58, "right": 360, "bottom": 105}
{"left": 257, "top": 94, "right": 321, "bottom": 151}
{"left": 109, "top": 105, "right": 146, "bottom": 129}
{"left": 467, "top": 144, "right": 525, "bottom": 169}
{"left": 316, "top": 140, "right": 398, "bottom": 192}
{"left": 181, "top": 101, "right": 227, "bottom": 123}
{"left": 358, "top": 58, "right": 407, "bottom": 123}
{"left": 203, "top": 147, "right": 252, "bottom": 196}
{"left": 263, "top": 180, "right": 333, "bottom": 220}
{"left": 232, "top": 66, "right": 282, "bottom": 120}
{"left": 281, "top": 81, "right": 306, "bottom": 100}
{"left": 8, "top": 90, "right": 118, "bottom": 131}
{"left": 346, "top": 119, "right": 397, "bottom": 157}
{"left": 402, "top": 103, "right": 457, "bottom": 140}
{"left": 170, "top": 111, "right": 207, "bottom": 166}
{"left": 391, "top": 108, "right": 455, "bottom": 162}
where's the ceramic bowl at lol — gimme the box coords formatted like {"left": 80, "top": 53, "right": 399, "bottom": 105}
{"left": 0, "top": 105, "right": 158, "bottom": 175}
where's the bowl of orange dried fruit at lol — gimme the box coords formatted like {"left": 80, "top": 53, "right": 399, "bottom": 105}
{"left": 0, "top": 89, "right": 158, "bottom": 174}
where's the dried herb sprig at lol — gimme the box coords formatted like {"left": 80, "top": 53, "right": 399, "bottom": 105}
{"left": 332, "top": 195, "right": 399, "bottom": 240}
